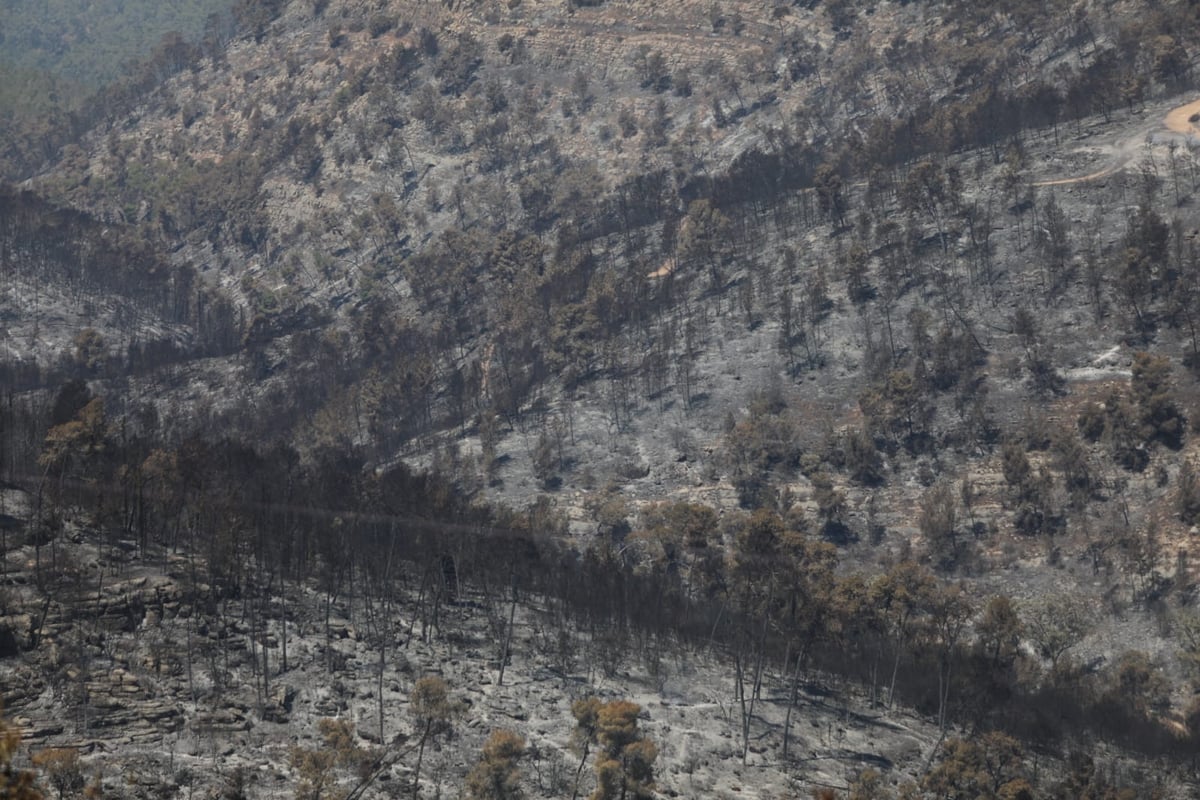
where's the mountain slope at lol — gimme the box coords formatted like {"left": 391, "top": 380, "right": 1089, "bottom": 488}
{"left": 5, "top": 0, "right": 1200, "bottom": 796}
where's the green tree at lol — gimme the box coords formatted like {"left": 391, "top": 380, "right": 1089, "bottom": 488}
{"left": 1012, "top": 307, "right": 1063, "bottom": 396}
{"left": 976, "top": 595, "right": 1022, "bottom": 669}
{"left": 71, "top": 329, "right": 106, "bottom": 374}
{"left": 1023, "top": 594, "right": 1093, "bottom": 672}
{"left": 900, "top": 160, "right": 953, "bottom": 252}
{"left": 1130, "top": 352, "right": 1185, "bottom": 449}
{"left": 1117, "top": 204, "right": 1169, "bottom": 332}
{"left": 1108, "top": 650, "right": 1170, "bottom": 716}
{"left": 1037, "top": 192, "right": 1071, "bottom": 293}
{"left": 1151, "top": 35, "right": 1189, "bottom": 83}
{"left": 845, "top": 425, "right": 883, "bottom": 486}
{"left": 1050, "top": 752, "right": 1137, "bottom": 800}
{"left": 1000, "top": 439, "right": 1057, "bottom": 534}
{"left": 815, "top": 163, "right": 847, "bottom": 227}
{"left": 727, "top": 508, "right": 784, "bottom": 753}
{"left": 844, "top": 243, "right": 873, "bottom": 304}
{"left": 39, "top": 398, "right": 108, "bottom": 486}
{"left": 811, "top": 472, "right": 847, "bottom": 539}
{"left": 1177, "top": 460, "right": 1200, "bottom": 525}
{"left": 678, "top": 199, "right": 733, "bottom": 293}
{"left": 923, "top": 583, "right": 974, "bottom": 731}
{"left": 871, "top": 561, "right": 936, "bottom": 708}
{"left": 1001, "top": 438, "right": 1032, "bottom": 494}
{"left": 859, "top": 370, "right": 933, "bottom": 453}
{"left": 1051, "top": 425, "right": 1094, "bottom": 506}
{"left": 632, "top": 46, "right": 670, "bottom": 92}
{"left": 637, "top": 502, "right": 722, "bottom": 595}
{"left": 919, "top": 481, "right": 961, "bottom": 571}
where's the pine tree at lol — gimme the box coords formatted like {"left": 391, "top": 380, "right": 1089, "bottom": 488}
{"left": 591, "top": 700, "right": 656, "bottom": 800}
{"left": 409, "top": 677, "right": 458, "bottom": 800}
{"left": 465, "top": 730, "right": 525, "bottom": 800}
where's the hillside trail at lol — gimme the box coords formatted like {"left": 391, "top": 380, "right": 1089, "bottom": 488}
{"left": 647, "top": 97, "right": 1200, "bottom": 278}
{"left": 1034, "top": 96, "right": 1200, "bottom": 187}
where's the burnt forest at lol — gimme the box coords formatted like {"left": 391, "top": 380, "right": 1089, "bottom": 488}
{"left": 3, "top": 0, "right": 1200, "bottom": 798}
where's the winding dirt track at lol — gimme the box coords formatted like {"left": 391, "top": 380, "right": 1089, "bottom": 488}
{"left": 648, "top": 98, "right": 1200, "bottom": 279}
{"left": 1163, "top": 97, "right": 1200, "bottom": 136}
{"left": 1033, "top": 162, "right": 1127, "bottom": 187}
{"left": 1034, "top": 96, "right": 1200, "bottom": 186}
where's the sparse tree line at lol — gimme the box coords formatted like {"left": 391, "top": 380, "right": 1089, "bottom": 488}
{"left": 0, "top": 688, "right": 656, "bottom": 800}
{"left": 152, "top": 155, "right": 1200, "bottom": 496}
{"left": 8, "top": 0, "right": 1200, "bottom": 488}
{"left": 0, "top": 0, "right": 279, "bottom": 180}
{"left": 3, "top": 0, "right": 1199, "bottom": 263}
{"left": 3, "top": 25, "right": 1200, "bottom": 794}
{"left": 1, "top": 376, "right": 1198, "bottom": 798}
{"left": 192, "top": 99, "right": 1200, "bottom": 485}
{"left": 5, "top": 0, "right": 1200, "bottom": 796}
{"left": 0, "top": 185, "right": 249, "bottom": 386}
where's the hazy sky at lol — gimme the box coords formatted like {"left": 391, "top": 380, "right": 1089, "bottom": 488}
{"left": 0, "top": 0, "right": 231, "bottom": 85}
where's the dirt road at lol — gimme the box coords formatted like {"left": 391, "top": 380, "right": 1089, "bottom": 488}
{"left": 1163, "top": 97, "right": 1200, "bottom": 136}
{"left": 1035, "top": 95, "right": 1200, "bottom": 187}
